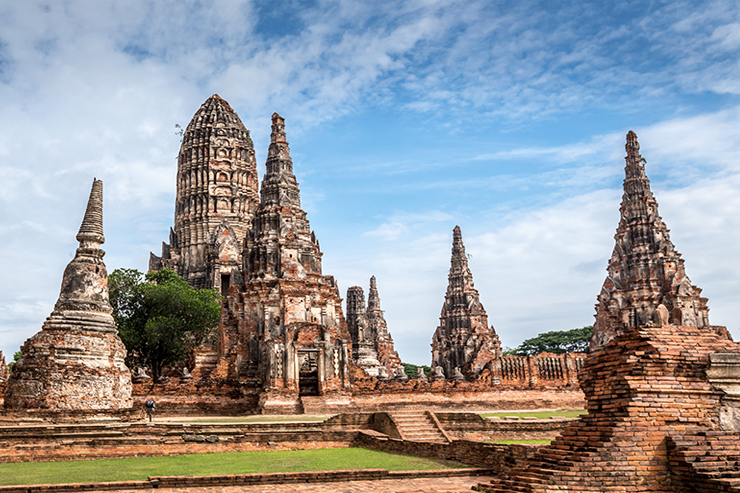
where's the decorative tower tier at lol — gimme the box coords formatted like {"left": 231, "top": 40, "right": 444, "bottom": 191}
{"left": 150, "top": 94, "right": 259, "bottom": 292}
{"left": 431, "top": 226, "right": 501, "bottom": 380}
{"left": 591, "top": 131, "right": 711, "bottom": 350}
{"left": 5, "top": 180, "right": 132, "bottom": 410}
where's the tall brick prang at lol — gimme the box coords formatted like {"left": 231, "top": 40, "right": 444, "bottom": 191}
{"left": 480, "top": 132, "right": 740, "bottom": 493}
{"left": 5, "top": 180, "right": 132, "bottom": 410}
{"left": 223, "top": 113, "right": 352, "bottom": 413}
{"left": 432, "top": 226, "right": 501, "bottom": 380}
{"left": 150, "top": 94, "right": 259, "bottom": 292}
{"left": 592, "top": 130, "right": 710, "bottom": 349}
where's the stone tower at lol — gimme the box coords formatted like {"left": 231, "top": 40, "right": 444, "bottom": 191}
{"left": 224, "top": 113, "right": 351, "bottom": 413}
{"left": 5, "top": 179, "right": 132, "bottom": 410}
{"left": 346, "top": 286, "right": 383, "bottom": 376}
{"left": 150, "top": 94, "right": 259, "bottom": 291}
{"left": 346, "top": 277, "right": 402, "bottom": 378}
{"left": 431, "top": 226, "right": 501, "bottom": 380}
{"left": 591, "top": 131, "right": 711, "bottom": 350}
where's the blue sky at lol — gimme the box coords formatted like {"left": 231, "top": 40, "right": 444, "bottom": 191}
{"left": 1, "top": 0, "right": 740, "bottom": 365}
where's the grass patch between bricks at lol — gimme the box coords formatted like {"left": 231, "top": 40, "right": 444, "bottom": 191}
{"left": 0, "top": 448, "right": 469, "bottom": 486}
{"left": 480, "top": 409, "right": 586, "bottom": 419}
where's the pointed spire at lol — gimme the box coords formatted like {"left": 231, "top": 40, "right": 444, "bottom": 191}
{"left": 261, "top": 113, "right": 300, "bottom": 208}
{"left": 271, "top": 112, "right": 287, "bottom": 144}
{"left": 448, "top": 226, "right": 474, "bottom": 291}
{"left": 367, "top": 276, "right": 382, "bottom": 315}
{"left": 76, "top": 178, "right": 104, "bottom": 247}
{"left": 591, "top": 131, "right": 711, "bottom": 349}
{"left": 450, "top": 225, "right": 467, "bottom": 272}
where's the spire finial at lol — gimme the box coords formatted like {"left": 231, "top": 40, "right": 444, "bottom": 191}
{"left": 625, "top": 130, "right": 642, "bottom": 163}
{"left": 76, "top": 178, "right": 105, "bottom": 247}
{"left": 271, "top": 113, "right": 287, "bottom": 144}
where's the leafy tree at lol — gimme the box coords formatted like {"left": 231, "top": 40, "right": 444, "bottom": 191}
{"left": 109, "top": 268, "right": 221, "bottom": 381}
{"left": 7, "top": 350, "right": 21, "bottom": 373}
{"left": 508, "top": 326, "right": 593, "bottom": 356}
{"left": 402, "top": 362, "right": 431, "bottom": 378}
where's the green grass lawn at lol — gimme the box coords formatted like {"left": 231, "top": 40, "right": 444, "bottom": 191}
{"left": 487, "top": 439, "right": 553, "bottom": 445}
{"left": 480, "top": 409, "right": 586, "bottom": 419}
{"left": 0, "top": 448, "right": 469, "bottom": 486}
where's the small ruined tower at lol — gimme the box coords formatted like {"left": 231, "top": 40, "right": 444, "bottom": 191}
{"left": 346, "top": 286, "right": 383, "bottom": 376}
{"left": 431, "top": 226, "right": 501, "bottom": 380}
{"left": 346, "top": 277, "right": 402, "bottom": 377}
{"left": 5, "top": 180, "right": 132, "bottom": 410}
{"left": 366, "top": 276, "right": 402, "bottom": 374}
{"left": 150, "top": 94, "right": 259, "bottom": 292}
{"left": 592, "top": 131, "right": 711, "bottom": 349}
{"left": 234, "top": 113, "right": 351, "bottom": 413}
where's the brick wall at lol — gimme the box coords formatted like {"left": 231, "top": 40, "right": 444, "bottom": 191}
{"left": 480, "top": 325, "right": 740, "bottom": 492}
{"left": 354, "top": 432, "right": 540, "bottom": 473}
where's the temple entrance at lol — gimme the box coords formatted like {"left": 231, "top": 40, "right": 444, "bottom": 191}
{"left": 298, "top": 350, "right": 319, "bottom": 396}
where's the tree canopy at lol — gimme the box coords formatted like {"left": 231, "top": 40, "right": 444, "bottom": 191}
{"left": 108, "top": 268, "right": 221, "bottom": 381}
{"left": 504, "top": 326, "right": 593, "bottom": 356}
{"left": 402, "top": 362, "right": 431, "bottom": 378}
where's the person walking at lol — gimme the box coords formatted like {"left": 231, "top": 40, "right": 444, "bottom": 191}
{"left": 145, "top": 399, "right": 156, "bottom": 422}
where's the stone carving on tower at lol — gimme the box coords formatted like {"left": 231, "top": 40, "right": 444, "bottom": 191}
{"left": 346, "top": 276, "right": 402, "bottom": 378}
{"left": 592, "top": 131, "right": 712, "bottom": 350}
{"left": 5, "top": 179, "right": 132, "bottom": 410}
{"left": 217, "top": 113, "right": 351, "bottom": 413}
{"left": 431, "top": 226, "right": 501, "bottom": 380}
{"left": 149, "top": 94, "right": 259, "bottom": 292}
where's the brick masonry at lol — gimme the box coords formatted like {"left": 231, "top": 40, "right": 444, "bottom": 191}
{"left": 4, "top": 180, "right": 132, "bottom": 411}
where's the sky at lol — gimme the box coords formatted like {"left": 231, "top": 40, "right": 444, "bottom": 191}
{"left": 1, "top": 0, "right": 740, "bottom": 366}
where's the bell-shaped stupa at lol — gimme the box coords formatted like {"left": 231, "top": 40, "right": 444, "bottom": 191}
{"left": 5, "top": 179, "right": 132, "bottom": 410}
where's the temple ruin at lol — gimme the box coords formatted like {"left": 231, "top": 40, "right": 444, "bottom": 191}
{"left": 431, "top": 226, "right": 502, "bottom": 380}
{"left": 149, "top": 94, "right": 259, "bottom": 291}
{"left": 592, "top": 130, "right": 714, "bottom": 350}
{"left": 346, "top": 277, "right": 402, "bottom": 378}
{"left": 200, "top": 112, "right": 352, "bottom": 413}
{"left": 4, "top": 180, "right": 132, "bottom": 410}
{"left": 479, "top": 132, "right": 740, "bottom": 492}
{"left": 138, "top": 96, "right": 587, "bottom": 413}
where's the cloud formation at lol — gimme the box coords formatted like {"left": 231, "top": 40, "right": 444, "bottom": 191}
{"left": 1, "top": 0, "right": 739, "bottom": 364}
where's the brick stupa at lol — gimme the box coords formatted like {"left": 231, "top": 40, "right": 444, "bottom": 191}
{"left": 5, "top": 179, "right": 132, "bottom": 410}
{"left": 432, "top": 226, "right": 501, "bottom": 380}
{"left": 481, "top": 132, "right": 740, "bottom": 492}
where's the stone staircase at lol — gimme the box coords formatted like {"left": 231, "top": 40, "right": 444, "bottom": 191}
{"left": 391, "top": 411, "right": 449, "bottom": 443}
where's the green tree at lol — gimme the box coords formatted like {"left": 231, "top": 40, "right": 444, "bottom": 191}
{"left": 508, "top": 326, "right": 593, "bottom": 356}
{"left": 109, "top": 268, "right": 221, "bottom": 381}
{"left": 402, "top": 362, "right": 431, "bottom": 378}
{"left": 7, "top": 350, "right": 21, "bottom": 373}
